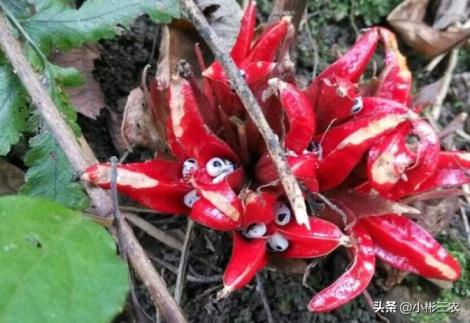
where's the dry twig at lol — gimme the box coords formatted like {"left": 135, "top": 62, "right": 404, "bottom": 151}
{"left": 256, "top": 275, "right": 275, "bottom": 323}
{"left": 179, "top": 0, "right": 310, "bottom": 229}
{"left": 431, "top": 48, "right": 460, "bottom": 121}
{"left": 0, "top": 13, "right": 186, "bottom": 323}
{"left": 174, "top": 220, "right": 195, "bottom": 305}
{"left": 124, "top": 212, "right": 184, "bottom": 251}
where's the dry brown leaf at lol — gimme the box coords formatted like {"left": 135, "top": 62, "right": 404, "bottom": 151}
{"left": 411, "top": 197, "right": 460, "bottom": 234}
{"left": 107, "top": 107, "right": 128, "bottom": 154}
{"left": 0, "top": 159, "right": 24, "bottom": 195}
{"left": 329, "top": 190, "right": 421, "bottom": 217}
{"left": 196, "top": 0, "right": 242, "bottom": 51}
{"left": 52, "top": 45, "right": 105, "bottom": 119}
{"left": 388, "top": 0, "right": 430, "bottom": 22}
{"left": 121, "top": 87, "right": 165, "bottom": 151}
{"left": 413, "top": 77, "right": 445, "bottom": 108}
{"left": 433, "top": 0, "right": 469, "bottom": 30}
{"left": 388, "top": 0, "right": 470, "bottom": 58}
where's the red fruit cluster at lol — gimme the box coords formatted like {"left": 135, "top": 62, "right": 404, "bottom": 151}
{"left": 82, "top": 2, "right": 468, "bottom": 312}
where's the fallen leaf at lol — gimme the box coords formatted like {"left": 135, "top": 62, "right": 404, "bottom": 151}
{"left": 433, "top": 0, "right": 469, "bottom": 30}
{"left": 329, "top": 190, "right": 421, "bottom": 217}
{"left": 388, "top": 0, "right": 470, "bottom": 58}
{"left": 388, "top": 0, "right": 429, "bottom": 22}
{"left": 196, "top": 0, "right": 242, "bottom": 51}
{"left": 413, "top": 78, "right": 445, "bottom": 108}
{"left": 52, "top": 45, "right": 106, "bottom": 119}
{"left": 0, "top": 159, "right": 24, "bottom": 195}
{"left": 121, "top": 87, "right": 165, "bottom": 151}
{"left": 411, "top": 197, "right": 460, "bottom": 234}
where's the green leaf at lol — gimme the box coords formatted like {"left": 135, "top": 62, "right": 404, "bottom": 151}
{"left": 1, "top": 0, "right": 35, "bottom": 19}
{"left": 20, "top": 130, "right": 89, "bottom": 210}
{"left": 0, "top": 195, "right": 129, "bottom": 323}
{"left": 20, "top": 59, "right": 88, "bottom": 209}
{"left": 0, "top": 66, "right": 30, "bottom": 156}
{"left": 23, "top": 0, "right": 179, "bottom": 53}
{"left": 46, "top": 62, "right": 84, "bottom": 87}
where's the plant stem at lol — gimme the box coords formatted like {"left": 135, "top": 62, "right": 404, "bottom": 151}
{"left": 174, "top": 219, "right": 194, "bottom": 305}
{"left": 179, "top": 0, "right": 310, "bottom": 229}
{"left": 0, "top": 1, "right": 47, "bottom": 67}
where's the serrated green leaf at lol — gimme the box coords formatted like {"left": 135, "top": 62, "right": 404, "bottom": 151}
{"left": 0, "top": 66, "right": 30, "bottom": 156}
{"left": 22, "top": 0, "right": 179, "bottom": 53}
{"left": 44, "top": 69, "right": 82, "bottom": 135}
{"left": 1, "top": 0, "right": 35, "bottom": 19}
{"left": 47, "top": 62, "right": 84, "bottom": 87}
{"left": 20, "top": 130, "right": 89, "bottom": 209}
{"left": 28, "top": 0, "right": 76, "bottom": 11}
{"left": 0, "top": 195, "right": 129, "bottom": 323}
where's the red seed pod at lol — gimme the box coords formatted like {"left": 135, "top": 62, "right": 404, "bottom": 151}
{"left": 313, "top": 77, "right": 359, "bottom": 132}
{"left": 385, "top": 119, "right": 440, "bottom": 199}
{"left": 353, "top": 97, "right": 410, "bottom": 119}
{"left": 186, "top": 70, "right": 221, "bottom": 133}
{"left": 231, "top": 0, "right": 257, "bottom": 65}
{"left": 204, "top": 61, "right": 276, "bottom": 85}
{"left": 243, "top": 17, "right": 291, "bottom": 65}
{"left": 242, "top": 191, "right": 277, "bottom": 227}
{"left": 316, "top": 113, "right": 408, "bottom": 190}
{"left": 328, "top": 190, "right": 421, "bottom": 219}
{"left": 305, "top": 28, "right": 379, "bottom": 101}
{"left": 165, "top": 118, "right": 187, "bottom": 160}
{"left": 278, "top": 217, "right": 349, "bottom": 259}
{"left": 268, "top": 78, "right": 315, "bottom": 153}
{"left": 256, "top": 152, "right": 319, "bottom": 193}
{"left": 416, "top": 169, "right": 470, "bottom": 193}
{"left": 190, "top": 169, "right": 243, "bottom": 224}
{"left": 367, "top": 125, "right": 414, "bottom": 193}
{"left": 82, "top": 159, "right": 192, "bottom": 214}
{"left": 374, "top": 28, "right": 412, "bottom": 105}
{"left": 437, "top": 151, "right": 470, "bottom": 168}
{"left": 169, "top": 76, "right": 238, "bottom": 164}
{"left": 220, "top": 232, "right": 267, "bottom": 296}
{"left": 359, "top": 214, "right": 461, "bottom": 281}
{"left": 190, "top": 197, "right": 239, "bottom": 231}
{"left": 203, "top": 61, "right": 277, "bottom": 118}
{"left": 415, "top": 152, "right": 470, "bottom": 194}
{"left": 308, "top": 223, "right": 375, "bottom": 312}
{"left": 374, "top": 244, "right": 421, "bottom": 274}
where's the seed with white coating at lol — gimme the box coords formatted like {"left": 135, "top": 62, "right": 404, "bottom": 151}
{"left": 274, "top": 203, "right": 291, "bottom": 226}
{"left": 306, "top": 141, "right": 322, "bottom": 158}
{"left": 223, "top": 159, "right": 236, "bottom": 172}
{"left": 267, "top": 233, "right": 289, "bottom": 252}
{"left": 351, "top": 97, "right": 363, "bottom": 114}
{"left": 206, "top": 157, "right": 227, "bottom": 177}
{"left": 182, "top": 158, "right": 198, "bottom": 178}
{"left": 183, "top": 189, "right": 200, "bottom": 208}
{"left": 242, "top": 223, "right": 267, "bottom": 239}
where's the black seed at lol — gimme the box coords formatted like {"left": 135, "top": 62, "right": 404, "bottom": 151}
{"left": 277, "top": 212, "right": 287, "bottom": 222}
{"left": 213, "top": 160, "right": 223, "bottom": 167}
{"left": 276, "top": 245, "right": 283, "bottom": 251}
{"left": 307, "top": 141, "right": 320, "bottom": 152}
{"left": 247, "top": 224, "right": 257, "bottom": 231}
